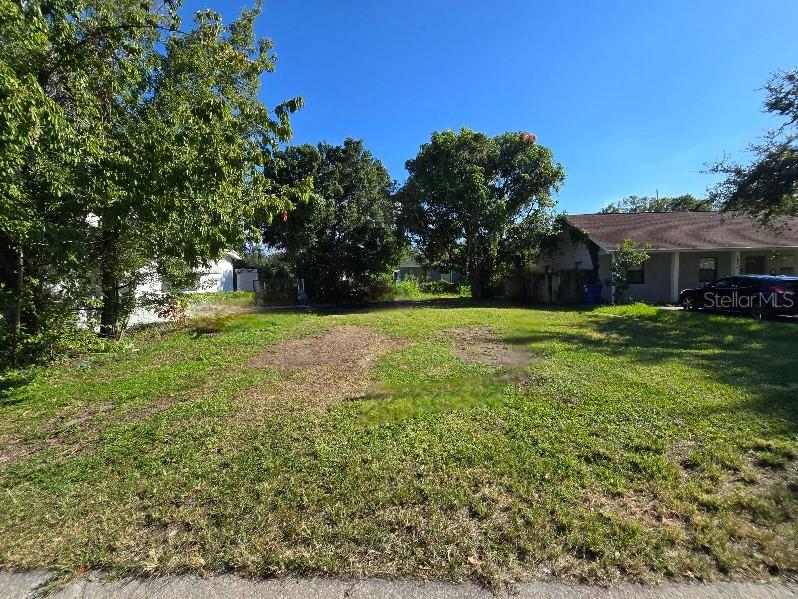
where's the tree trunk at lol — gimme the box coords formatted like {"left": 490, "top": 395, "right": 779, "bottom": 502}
{"left": 99, "top": 228, "right": 121, "bottom": 339}
{"left": 99, "top": 276, "right": 120, "bottom": 339}
{"left": 12, "top": 247, "right": 23, "bottom": 365}
{"left": 469, "top": 272, "right": 483, "bottom": 299}
{"left": 466, "top": 232, "right": 483, "bottom": 299}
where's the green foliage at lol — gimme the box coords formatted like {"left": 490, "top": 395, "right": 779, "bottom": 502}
{"left": 0, "top": 0, "right": 305, "bottom": 364}
{"left": 601, "top": 194, "right": 714, "bottom": 213}
{"left": 0, "top": 297, "right": 109, "bottom": 366}
{"left": 261, "top": 139, "right": 403, "bottom": 302}
{"left": 399, "top": 128, "right": 565, "bottom": 299}
{"left": 710, "top": 69, "right": 798, "bottom": 226}
{"left": 394, "top": 278, "right": 422, "bottom": 299}
{"left": 240, "top": 245, "right": 282, "bottom": 269}
{"left": 393, "top": 278, "right": 467, "bottom": 300}
{"left": 419, "top": 279, "right": 458, "bottom": 294}
{"left": 184, "top": 291, "right": 255, "bottom": 307}
{"left": 607, "top": 239, "right": 651, "bottom": 304}
{"left": 254, "top": 253, "right": 293, "bottom": 280}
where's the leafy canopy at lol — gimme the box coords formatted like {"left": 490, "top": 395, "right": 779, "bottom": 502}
{"left": 261, "top": 139, "right": 402, "bottom": 302}
{"left": 600, "top": 194, "right": 713, "bottom": 214}
{"left": 0, "top": 0, "right": 306, "bottom": 351}
{"left": 399, "top": 128, "right": 564, "bottom": 298}
{"left": 710, "top": 69, "right": 798, "bottom": 227}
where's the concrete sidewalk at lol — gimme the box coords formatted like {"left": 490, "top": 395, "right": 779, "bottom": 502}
{"left": 2, "top": 572, "right": 797, "bottom": 599}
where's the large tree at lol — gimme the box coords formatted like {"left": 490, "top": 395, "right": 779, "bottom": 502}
{"left": 399, "top": 129, "right": 565, "bottom": 298}
{"left": 600, "top": 194, "right": 713, "bottom": 213}
{"left": 1, "top": 0, "right": 304, "bottom": 351}
{"left": 710, "top": 69, "right": 798, "bottom": 227}
{"left": 261, "top": 139, "right": 402, "bottom": 302}
{"left": 0, "top": 0, "right": 104, "bottom": 360}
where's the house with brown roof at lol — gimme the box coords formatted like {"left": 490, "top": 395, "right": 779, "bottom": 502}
{"left": 532, "top": 211, "right": 798, "bottom": 304}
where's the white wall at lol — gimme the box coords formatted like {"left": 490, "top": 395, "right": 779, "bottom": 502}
{"left": 128, "top": 271, "right": 166, "bottom": 327}
{"left": 186, "top": 258, "right": 235, "bottom": 293}
{"left": 676, "top": 252, "right": 733, "bottom": 291}
{"left": 128, "top": 257, "right": 236, "bottom": 328}
{"left": 236, "top": 269, "right": 259, "bottom": 292}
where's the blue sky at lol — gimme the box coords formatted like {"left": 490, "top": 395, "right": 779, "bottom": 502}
{"left": 183, "top": 0, "right": 798, "bottom": 214}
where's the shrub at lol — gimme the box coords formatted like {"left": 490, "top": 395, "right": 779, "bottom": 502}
{"left": 256, "top": 253, "right": 292, "bottom": 280}
{"left": 361, "top": 273, "right": 396, "bottom": 302}
{"left": 0, "top": 286, "right": 108, "bottom": 370}
{"left": 394, "top": 277, "right": 422, "bottom": 299}
{"left": 419, "top": 280, "right": 458, "bottom": 294}
{"left": 185, "top": 314, "right": 233, "bottom": 336}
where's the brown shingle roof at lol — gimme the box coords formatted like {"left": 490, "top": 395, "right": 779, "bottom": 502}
{"left": 566, "top": 212, "right": 798, "bottom": 251}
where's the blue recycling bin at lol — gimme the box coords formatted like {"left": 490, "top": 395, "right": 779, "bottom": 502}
{"left": 583, "top": 283, "right": 603, "bottom": 305}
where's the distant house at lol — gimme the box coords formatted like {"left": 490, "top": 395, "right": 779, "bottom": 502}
{"left": 531, "top": 212, "right": 798, "bottom": 304}
{"left": 184, "top": 250, "right": 240, "bottom": 293}
{"left": 128, "top": 250, "right": 241, "bottom": 326}
{"left": 396, "top": 251, "right": 461, "bottom": 283}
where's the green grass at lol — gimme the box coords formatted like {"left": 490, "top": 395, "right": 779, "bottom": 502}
{"left": 1, "top": 300, "right": 797, "bottom": 584}
{"left": 184, "top": 290, "right": 257, "bottom": 307}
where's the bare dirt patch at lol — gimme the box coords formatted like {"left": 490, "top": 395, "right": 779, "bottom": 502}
{"left": 442, "top": 326, "right": 530, "bottom": 368}
{"left": 0, "top": 428, "right": 96, "bottom": 469}
{"left": 0, "top": 433, "right": 37, "bottom": 469}
{"left": 248, "top": 325, "right": 401, "bottom": 371}
{"left": 240, "top": 325, "right": 406, "bottom": 416}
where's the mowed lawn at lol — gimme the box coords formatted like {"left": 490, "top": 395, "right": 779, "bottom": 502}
{"left": 1, "top": 297, "right": 797, "bottom": 585}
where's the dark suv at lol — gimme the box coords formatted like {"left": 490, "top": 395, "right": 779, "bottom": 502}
{"left": 679, "top": 275, "right": 798, "bottom": 319}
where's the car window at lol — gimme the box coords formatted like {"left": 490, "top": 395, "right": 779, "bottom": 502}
{"left": 711, "top": 277, "right": 733, "bottom": 288}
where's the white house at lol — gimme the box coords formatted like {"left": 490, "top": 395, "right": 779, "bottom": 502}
{"left": 127, "top": 250, "right": 240, "bottom": 326}
{"left": 184, "top": 250, "right": 239, "bottom": 293}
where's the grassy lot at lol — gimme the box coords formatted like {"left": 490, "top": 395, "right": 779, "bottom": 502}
{"left": 1, "top": 295, "right": 797, "bottom": 585}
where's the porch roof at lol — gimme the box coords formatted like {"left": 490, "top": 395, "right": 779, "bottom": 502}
{"left": 566, "top": 211, "right": 798, "bottom": 252}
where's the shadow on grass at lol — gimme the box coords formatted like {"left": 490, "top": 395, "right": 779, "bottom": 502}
{"left": 0, "top": 370, "right": 35, "bottom": 405}
{"left": 255, "top": 297, "right": 600, "bottom": 316}
{"left": 525, "top": 307, "right": 798, "bottom": 434}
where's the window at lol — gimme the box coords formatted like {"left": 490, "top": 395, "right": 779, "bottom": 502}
{"left": 699, "top": 257, "right": 717, "bottom": 283}
{"left": 626, "top": 264, "right": 644, "bottom": 284}
{"left": 745, "top": 255, "right": 765, "bottom": 274}
{"left": 779, "top": 254, "right": 795, "bottom": 275}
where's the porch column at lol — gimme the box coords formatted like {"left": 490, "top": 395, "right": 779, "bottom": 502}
{"left": 731, "top": 250, "right": 741, "bottom": 275}
{"left": 670, "top": 251, "right": 680, "bottom": 303}
{"left": 609, "top": 252, "right": 615, "bottom": 304}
